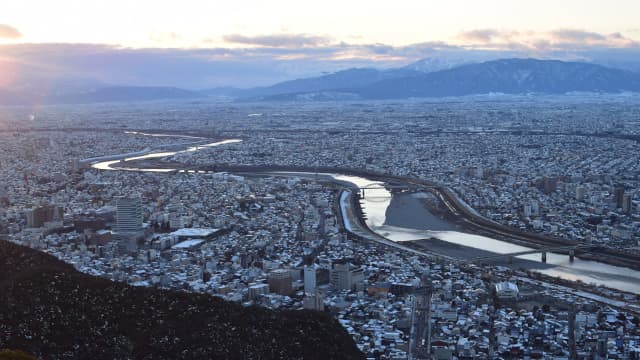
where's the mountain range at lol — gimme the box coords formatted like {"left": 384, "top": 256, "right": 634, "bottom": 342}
{"left": 0, "top": 86, "right": 204, "bottom": 106}
{"left": 355, "top": 58, "right": 640, "bottom": 99}
{"left": 202, "top": 68, "right": 423, "bottom": 99}
{"left": 2, "top": 58, "right": 640, "bottom": 104}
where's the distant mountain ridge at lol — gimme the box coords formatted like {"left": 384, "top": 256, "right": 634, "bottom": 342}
{"left": 203, "top": 67, "right": 424, "bottom": 100}
{"left": 2, "top": 58, "right": 640, "bottom": 104}
{"left": 0, "top": 86, "right": 203, "bottom": 105}
{"left": 238, "top": 58, "right": 640, "bottom": 100}
{"left": 402, "top": 57, "right": 475, "bottom": 73}
{"left": 53, "top": 86, "right": 203, "bottom": 103}
{"left": 355, "top": 58, "right": 640, "bottom": 99}
{"left": 237, "top": 58, "right": 640, "bottom": 101}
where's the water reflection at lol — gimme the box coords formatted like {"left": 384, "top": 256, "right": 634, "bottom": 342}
{"left": 333, "top": 175, "right": 640, "bottom": 294}
{"left": 92, "top": 139, "right": 242, "bottom": 171}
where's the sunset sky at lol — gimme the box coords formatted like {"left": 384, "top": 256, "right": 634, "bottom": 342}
{"left": 2, "top": 0, "right": 640, "bottom": 87}
{"left": 2, "top": 0, "right": 640, "bottom": 47}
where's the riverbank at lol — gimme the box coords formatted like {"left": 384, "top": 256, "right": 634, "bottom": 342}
{"left": 407, "top": 237, "right": 553, "bottom": 269}
{"left": 414, "top": 191, "right": 640, "bottom": 271}
{"left": 98, "top": 146, "right": 640, "bottom": 293}
{"left": 352, "top": 192, "right": 640, "bottom": 305}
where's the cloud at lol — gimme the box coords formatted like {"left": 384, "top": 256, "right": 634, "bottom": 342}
{"left": 547, "top": 29, "right": 636, "bottom": 49}
{"left": 0, "top": 43, "right": 352, "bottom": 88}
{"left": 456, "top": 28, "right": 638, "bottom": 52}
{"left": 149, "top": 32, "right": 182, "bottom": 43}
{"left": 222, "top": 33, "right": 331, "bottom": 47}
{"left": 459, "top": 29, "right": 502, "bottom": 43}
{"left": 0, "top": 24, "right": 21, "bottom": 39}
{"left": 2, "top": 32, "right": 640, "bottom": 90}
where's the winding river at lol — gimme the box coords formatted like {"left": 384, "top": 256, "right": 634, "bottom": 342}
{"left": 90, "top": 136, "right": 640, "bottom": 294}
{"left": 334, "top": 175, "right": 640, "bottom": 294}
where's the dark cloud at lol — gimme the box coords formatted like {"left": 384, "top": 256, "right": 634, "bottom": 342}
{"left": 223, "top": 33, "right": 331, "bottom": 47}
{"left": 0, "top": 24, "right": 21, "bottom": 39}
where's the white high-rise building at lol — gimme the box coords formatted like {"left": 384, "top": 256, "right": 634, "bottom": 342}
{"left": 304, "top": 265, "right": 316, "bottom": 294}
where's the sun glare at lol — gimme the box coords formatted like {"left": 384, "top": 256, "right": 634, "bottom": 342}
{"left": 0, "top": 60, "right": 17, "bottom": 88}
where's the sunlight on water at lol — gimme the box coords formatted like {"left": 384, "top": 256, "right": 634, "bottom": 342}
{"left": 333, "top": 174, "right": 640, "bottom": 294}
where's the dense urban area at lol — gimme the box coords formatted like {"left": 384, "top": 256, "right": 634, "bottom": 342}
{"left": 1, "top": 95, "right": 640, "bottom": 359}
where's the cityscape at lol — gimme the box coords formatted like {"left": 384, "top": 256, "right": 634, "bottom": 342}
{"left": 1, "top": 98, "right": 639, "bottom": 359}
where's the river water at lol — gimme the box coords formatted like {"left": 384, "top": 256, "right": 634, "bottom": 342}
{"left": 90, "top": 137, "right": 640, "bottom": 294}
{"left": 333, "top": 174, "right": 640, "bottom": 294}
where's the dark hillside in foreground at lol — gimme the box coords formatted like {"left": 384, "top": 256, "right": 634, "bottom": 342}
{"left": 0, "top": 241, "right": 363, "bottom": 360}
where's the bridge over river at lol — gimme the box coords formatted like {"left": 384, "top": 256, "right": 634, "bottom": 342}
{"left": 356, "top": 183, "right": 431, "bottom": 198}
{"left": 470, "top": 244, "right": 597, "bottom": 264}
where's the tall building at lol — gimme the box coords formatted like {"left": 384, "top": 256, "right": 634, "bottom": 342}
{"left": 115, "top": 196, "right": 143, "bottom": 234}
{"left": 576, "top": 186, "right": 585, "bottom": 201}
{"left": 26, "top": 204, "right": 63, "bottom": 228}
{"left": 542, "top": 176, "right": 557, "bottom": 194}
{"left": 614, "top": 186, "right": 625, "bottom": 209}
{"left": 304, "top": 265, "right": 316, "bottom": 295}
{"left": 622, "top": 193, "right": 633, "bottom": 214}
{"left": 268, "top": 269, "right": 293, "bottom": 296}
{"left": 331, "top": 262, "right": 364, "bottom": 292}
{"left": 331, "top": 262, "right": 351, "bottom": 290}
{"left": 114, "top": 197, "right": 143, "bottom": 255}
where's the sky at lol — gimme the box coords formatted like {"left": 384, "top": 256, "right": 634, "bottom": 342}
{"left": 2, "top": 0, "right": 640, "bottom": 88}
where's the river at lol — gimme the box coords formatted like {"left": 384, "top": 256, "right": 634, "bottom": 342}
{"left": 90, "top": 136, "right": 640, "bottom": 294}
{"left": 333, "top": 174, "right": 640, "bottom": 294}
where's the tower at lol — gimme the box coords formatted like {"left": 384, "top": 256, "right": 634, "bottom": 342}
{"left": 304, "top": 265, "right": 316, "bottom": 295}
{"left": 114, "top": 196, "right": 143, "bottom": 254}
{"left": 115, "top": 196, "right": 142, "bottom": 234}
